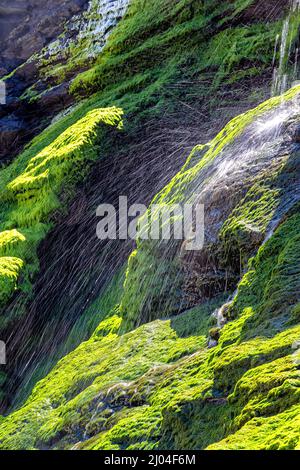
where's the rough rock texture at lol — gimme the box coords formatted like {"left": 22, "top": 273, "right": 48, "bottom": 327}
{"left": 0, "top": 0, "right": 87, "bottom": 163}
{"left": 0, "top": 0, "right": 132, "bottom": 165}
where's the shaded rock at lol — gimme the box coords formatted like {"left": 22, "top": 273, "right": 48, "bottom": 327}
{"left": 293, "top": 124, "right": 300, "bottom": 143}
{"left": 238, "top": 0, "right": 289, "bottom": 23}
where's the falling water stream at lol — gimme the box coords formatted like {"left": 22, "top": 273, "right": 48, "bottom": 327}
{"left": 206, "top": 2, "right": 300, "bottom": 337}
{"left": 210, "top": 94, "right": 300, "bottom": 336}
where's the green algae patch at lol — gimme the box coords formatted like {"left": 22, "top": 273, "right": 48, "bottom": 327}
{"left": 0, "top": 181, "right": 299, "bottom": 450}
{"left": 120, "top": 85, "right": 300, "bottom": 329}
{"left": 0, "top": 298, "right": 220, "bottom": 450}
{"left": 0, "top": 0, "right": 299, "bottom": 452}
{"left": 220, "top": 184, "right": 281, "bottom": 268}
{"left": 1, "top": 87, "right": 300, "bottom": 450}
{"left": 0, "top": 107, "right": 123, "bottom": 318}
{"left": 0, "top": 257, "right": 24, "bottom": 306}
{"left": 112, "top": 178, "right": 300, "bottom": 450}
{"left": 207, "top": 404, "right": 300, "bottom": 450}
{"left": 17, "top": 0, "right": 281, "bottom": 140}
{"left": 63, "top": 267, "right": 126, "bottom": 353}
{"left": 222, "top": 211, "right": 300, "bottom": 338}
{"left": 69, "top": 0, "right": 277, "bottom": 105}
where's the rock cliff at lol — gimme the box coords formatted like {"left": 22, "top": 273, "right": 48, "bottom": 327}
{"left": 0, "top": 0, "right": 299, "bottom": 451}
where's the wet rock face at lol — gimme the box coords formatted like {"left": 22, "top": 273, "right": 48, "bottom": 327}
{"left": 0, "top": 0, "right": 132, "bottom": 165}
{"left": 0, "top": 113, "right": 26, "bottom": 160}
{"left": 0, "top": 0, "right": 89, "bottom": 163}
{"left": 0, "top": 0, "right": 89, "bottom": 75}
{"left": 239, "top": 0, "right": 289, "bottom": 23}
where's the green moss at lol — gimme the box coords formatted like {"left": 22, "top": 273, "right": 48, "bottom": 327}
{"left": 0, "top": 107, "right": 123, "bottom": 323}
{"left": 120, "top": 248, "right": 184, "bottom": 331}
{"left": 220, "top": 185, "right": 279, "bottom": 262}
{"left": 207, "top": 404, "right": 300, "bottom": 450}
{"left": 63, "top": 267, "right": 126, "bottom": 352}
{"left": 197, "top": 23, "right": 280, "bottom": 89}
{"left": 1, "top": 222, "right": 298, "bottom": 450}
{"left": 229, "top": 355, "right": 300, "bottom": 426}
{"left": 16, "top": 0, "right": 282, "bottom": 134}
{"left": 0, "top": 257, "right": 24, "bottom": 305}
{"left": 1, "top": 132, "right": 299, "bottom": 450}
{"left": 120, "top": 85, "right": 300, "bottom": 329}
{"left": 0, "top": 296, "right": 221, "bottom": 450}
{"left": 223, "top": 211, "right": 300, "bottom": 337}
{"left": 70, "top": 0, "right": 277, "bottom": 102}
{"left": 212, "top": 324, "right": 300, "bottom": 393}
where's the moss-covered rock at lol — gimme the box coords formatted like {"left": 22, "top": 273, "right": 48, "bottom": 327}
{"left": 120, "top": 85, "right": 300, "bottom": 330}
{"left": 0, "top": 0, "right": 299, "bottom": 452}
{"left": 0, "top": 85, "right": 299, "bottom": 450}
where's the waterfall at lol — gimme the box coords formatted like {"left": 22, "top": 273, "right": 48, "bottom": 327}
{"left": 272, "top": 0, "right": 300, "bottom": 96}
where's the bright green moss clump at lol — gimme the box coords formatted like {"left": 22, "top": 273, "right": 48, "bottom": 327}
{"left": 0, "top": 230, "right": 26, "bottom": 257}
{"left": 0, "top": 107, "right": 123, "bottom": 324}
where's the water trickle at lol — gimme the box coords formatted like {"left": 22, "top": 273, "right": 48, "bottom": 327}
{"left": 38, "top": 0, "right": 131, "bottom": 64}
{"left": 272, "top": 0, "right": 300, "bottom": 96}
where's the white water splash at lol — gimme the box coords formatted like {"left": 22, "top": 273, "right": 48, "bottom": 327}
{"left": 272, "top": 0, "right": 300, "bottom": 96}
{"left": 37, "top": 0, "right": 131, "bottom": 64}
{"left": 206, "top": 94, "right": 300, "bottom": 346}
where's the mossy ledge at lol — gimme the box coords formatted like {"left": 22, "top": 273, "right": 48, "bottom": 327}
{"left": 0, "top": 85, "right": 299, "bottom": 450}
{"left": 120, "top": 84, "right": 300, "bottom": 330}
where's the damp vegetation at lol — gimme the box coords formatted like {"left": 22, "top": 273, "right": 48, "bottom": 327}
{"left": 0, "top": 107, "right": 123, "bottom": 329}
{"left": 0, "top": 0, "right": 299, "bottom": 452}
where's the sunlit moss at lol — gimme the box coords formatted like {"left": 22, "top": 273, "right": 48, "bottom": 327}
{"left": 0, "top": 0, "right": 299, "bottom": 450}
{"left": 0, "top": 298, "right": 220, "bottom": 450}
{"left": 70, "top": 0, "right": 276, "bottom": 101}
{"left": 120, "top": 85, "right": 300, "bottom": 329}
{"left": 0, "top": 230, "right": 26, "bottom": 256}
